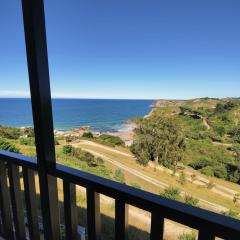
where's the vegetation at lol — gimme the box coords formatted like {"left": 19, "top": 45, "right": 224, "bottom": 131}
{"left": 0, "top": 137, "right": 20, "bottom": 153}
{"left": 150, "top": 98, "right": 240, "bottom": 184}
{"left": 179, "top": 171, "right": 187, "bottom": 185}
{"left": 114, "top": 169, "right": 125, "bottom": 184}
{"left": 184, "top": 195, "right": 199, "bottom": 207}
{"left": 98, "top": 134, "right": 125, "bottom": 146}
{"left": 62, "top": 145, "right": 104, "bottom": 167}
{"left": 82, "top": 131, "right": 94, "bottom": 138}
{"left": 221, "top": 209, "right": 239, "bottom": 219}
{"left": 0, "top": 125, "right": 21, "bottom": 139}
{"left": 178, "top": 232, "right": 196, "bottom": 240}
{"left": 131, "top": 115, "right": 185, "bottom": 169}
{"left": 19, "top": 137, "right": 35, "bottom": 146}
{"left": 161, "top": 186, "right": 181, "bottom": 201}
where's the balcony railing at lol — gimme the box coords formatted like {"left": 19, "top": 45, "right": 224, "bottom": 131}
{"left": 0, "top": 0, "right": 239, "bottom": 239}
{"left": 0, "top": 150, "right": 240, "bottom": 240}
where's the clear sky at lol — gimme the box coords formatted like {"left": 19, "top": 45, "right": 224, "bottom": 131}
{"left": 0, "top": 0, "right": 240, "bottom": 99}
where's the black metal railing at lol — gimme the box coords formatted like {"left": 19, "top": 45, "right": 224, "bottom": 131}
{"left": 1, "top": 0, "right": 240, "bottom": 239}
{"left": 0, "top": 149, "right": 239, "bottom": 240}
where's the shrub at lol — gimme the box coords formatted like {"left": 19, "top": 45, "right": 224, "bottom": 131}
{"left": 19, "top": 137, "right": 35, "bottom": 146}
{"left": 161, "top": 186, "right": 181, "bottom": 201}
{"left": 214, "top": 126, "right": 225, "bottom": 137}
{"left": 184, "top": 195, "right": 199, "bottom": 207}
{"left": 189, "top": 159, "right": 213, "bottom": 170}
{"left": 0, "top": 126, "right": 21, "bottom": 139}
{"left": 82, "top": 131, "right": 94, "bottom": 138}
{"left": 178, "top": 171, "right": 186, "bottom": 185}
{"left": 65, "top": 135, "right": 78, "bottom": 143}
{"left": 213, "top": 165, "right": 228, "bottom": 179}
{"left": 98, "top": 134, "right": 125, "bottom": 146}
{"left": 178, "top": 232, "right": 196, "bottom": 240}
{"left": 201, "top": 166, "right": 214, "bottom": 177}
{"left": 54, "top": 138, "right": 60, "bottom": 145}
{"left": 114, "top": 169, "right": 125, "bottom": 184}
{"left": 0, "top": 137, "right": 20, "bottom": 153}
{"left": 62, "top": 145, "right": 74, "bottom": 154}
{"left": 221, "top": 209, "right": 239, "bottom": 219}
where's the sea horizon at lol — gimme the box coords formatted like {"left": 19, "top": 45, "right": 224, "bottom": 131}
{"left": 0, "top": 98, "right": 153, "bottom": 132}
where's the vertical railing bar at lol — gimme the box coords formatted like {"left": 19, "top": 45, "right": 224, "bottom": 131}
{"left": 0, "top": 161, "right": 14, "bottom": 240}
{"left": 87, "top": 188, "right": 101, "bottom": 240}
{"left": 150, "top": 211, "right": 164, "bottom": 240}
{"left": 8, "top": 164, "right": 26, "bottom": 240}
{"left": 198, "top": 230, "right": 215, "bottom": 240}
{"left": 63, "top": 181, "right": 78, "bottom": 240}
{"left": 23, "top": 168, "right": 40, "bottom": 240}
{"left": 0, "top": 209, "right": 3, "bottom": 236}
{"left": 21, "top": 0, "right": 60, "bottom": 239}
{"left": 115, "top": 198, "right": 128, "bottom": 240}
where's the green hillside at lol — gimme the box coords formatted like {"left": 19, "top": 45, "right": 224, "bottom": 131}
{"left": 151, "top": 98, "right": 240, "bottom": 183}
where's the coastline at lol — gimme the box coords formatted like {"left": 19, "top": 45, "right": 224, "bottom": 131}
{"left": 54, "top": 105, "right": 154, "bottom": 146}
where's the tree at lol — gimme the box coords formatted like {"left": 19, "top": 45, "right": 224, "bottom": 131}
{"left": 161, "top": 186, "right": 181, "bottom": 201}
{"left": 131, "top": 115, "right": 185, "bottom": 170}
{"left": 82, "top": 131, "right": 94, "bottom": 138}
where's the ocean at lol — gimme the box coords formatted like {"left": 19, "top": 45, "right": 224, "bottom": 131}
{"left": 0, "top": 98, "right": 153, "bottom": 132}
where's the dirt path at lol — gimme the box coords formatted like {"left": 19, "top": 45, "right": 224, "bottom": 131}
{"left": 202, "top": 117, "right": 210, "bottom": 130}
{"left": 75, "top": 143, "right": 228, "bottom": 213}
{"left": 76, "top": 140, "right": 240, "bottom": 200}
{"left": 79, "top": 140, "right": 132, "bottom": 157}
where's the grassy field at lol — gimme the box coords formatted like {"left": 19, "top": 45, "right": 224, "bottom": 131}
{"left": 73, "top": 141, "right": 240, "bottom": 214}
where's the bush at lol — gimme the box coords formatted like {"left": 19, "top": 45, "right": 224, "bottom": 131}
{"left": 189, "top": 159, "right": 213, "bottom": 170}
{"left": 62, "top": 145, "right": 74, "bottom": 154}
{"left": 98, "top": 134, "right": 125, "bottom": 146}
{"left": 82, "top": 131, "right": 94, "bottom": 138}
{"left": 201, "top": 166, "right": 214, "bottom": 177}
{"left": 114, "top": 169, "right": 125, "bottom": 184}
{"left": 178, "top": 232, "right": 196, "bottom": 240}
{"left": 214, "top": 126, "right": 225, "bottom": 137}
{"left": 62, "top": 145, "right": 103, "bottom": 167}
{"left": 0, "top": 126, "right": 21, "bottom": 139}
{"left": 54, "top": 138, "right": 60, "bottom": 145}
{"left": 213, "top": 165, "right": 228, "bottom": 179}
{"left": 221, "top": 209, "right": 239, "bottom": 219}
{"left": 184, "top": 195, "right": 199, "bottom": 207}
{"left": 19, "top": 137, "right": 35, "bottom": 146}
{"left": 0, "top": 137, "right": 20, "bottom": 153}
{"left": 65, "top": 135, "right": 78, "bottom": 143}
{"left": 178, "top": 171, "right": 186, "bottom": 185}
{"left": 161, "top": 186, "right": 181, "bottom": 201}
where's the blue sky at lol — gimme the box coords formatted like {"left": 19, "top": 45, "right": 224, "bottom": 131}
{"left": 0, "top": 0, "right": 240, "bottom": 99}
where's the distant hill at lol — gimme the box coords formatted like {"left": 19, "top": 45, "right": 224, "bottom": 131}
{"left": 151, "top": 98, "right": 240, "bottom": 184}
{"left": 153, "top": 98, "right": 240, "bottom": 109}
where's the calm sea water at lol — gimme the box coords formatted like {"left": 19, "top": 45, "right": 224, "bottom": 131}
{"left": 0, "top": 98, "right": 153, "bottom": 132}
